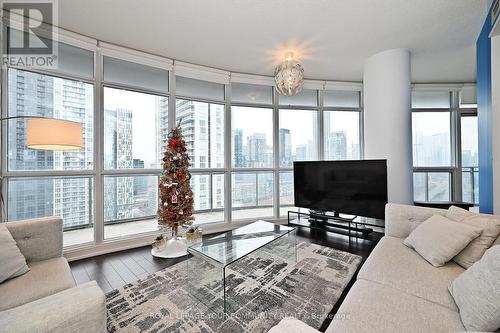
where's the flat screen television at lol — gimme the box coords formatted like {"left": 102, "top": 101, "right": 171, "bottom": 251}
{"left": 294, "top": 160, "right": 388, "bottom": 219}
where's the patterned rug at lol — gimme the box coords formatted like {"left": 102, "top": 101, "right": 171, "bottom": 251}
{"left": 106, "top": 241, "right": 362, "bottom": 333}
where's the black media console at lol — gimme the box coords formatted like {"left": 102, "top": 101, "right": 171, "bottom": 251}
{"left": 287, "top": 210, "right": 385, "bottom": 246}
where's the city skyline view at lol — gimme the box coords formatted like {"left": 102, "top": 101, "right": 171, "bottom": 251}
{"left": 8, "top": 67, "right": 478, "bottom": 247}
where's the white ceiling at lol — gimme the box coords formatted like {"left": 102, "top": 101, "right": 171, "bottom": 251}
{"left": 58, "top": 0, "right": 489, "bottom": 83}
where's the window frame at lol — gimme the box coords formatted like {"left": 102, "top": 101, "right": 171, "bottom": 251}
{"left": 100, "top": 56, "right": 171, "bottom": 240}
{"left": 1, "top": 43, "right": 99, "bottom": 250}
{"left": 174, "top": 89, "right": 227, "bottom": 224}
{"left": 272, "top": 88, "right": 363, "bottom": 218}
{"left": 411, "top": 90, "right": 478, "bottom": 204}
{"left": 0, "top": 29, "right": 364, "bottom": 251}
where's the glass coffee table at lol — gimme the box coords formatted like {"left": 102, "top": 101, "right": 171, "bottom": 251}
{"left": 186, "top": 220, "right": 296, "bottom": 316}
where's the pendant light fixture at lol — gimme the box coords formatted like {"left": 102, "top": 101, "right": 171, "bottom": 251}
{"left": 274, "top": 52, "right": 305, "bottom": 96}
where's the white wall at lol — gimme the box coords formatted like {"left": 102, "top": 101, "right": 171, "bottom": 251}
{"left": 363, "top": 49, "right": 413, "bottom": 204}
{"left": 491, "top": 35, "right": 500, "bottom": 214}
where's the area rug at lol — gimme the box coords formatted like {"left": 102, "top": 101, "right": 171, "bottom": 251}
{"left": 106, "top": 241, "right": 362, "bottom": 333}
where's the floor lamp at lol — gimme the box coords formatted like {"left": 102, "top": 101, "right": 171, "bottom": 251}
{"left": 0, "top": 116, "right": 83, "bottom": 222}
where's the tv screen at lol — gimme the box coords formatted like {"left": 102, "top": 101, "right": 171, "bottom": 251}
{"left": 293, "top": 160, "right": 388, "bottom": 219}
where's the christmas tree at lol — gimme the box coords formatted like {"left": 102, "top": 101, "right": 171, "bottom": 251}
{"left": 158, "top": 125, "right": 194, "bottom": 236}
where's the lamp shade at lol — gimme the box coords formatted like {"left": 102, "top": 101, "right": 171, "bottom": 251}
{"left": 26, "top": 118, "right": 83, "bottom": 151}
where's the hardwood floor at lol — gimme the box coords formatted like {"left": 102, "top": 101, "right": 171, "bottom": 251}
{"left": 70, "top": 226, "right": 382, "bottom": 295}
{"left": 70, "top": 245, "right": 187, "bottom": 293}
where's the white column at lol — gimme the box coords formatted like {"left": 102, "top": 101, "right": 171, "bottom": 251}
{"left": 363, "top": 49, "right": 413, "bottom": 204}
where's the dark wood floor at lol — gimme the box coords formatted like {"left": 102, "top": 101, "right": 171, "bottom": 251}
{"left": 70, "top": 225, "right": 382, "bottom": 295}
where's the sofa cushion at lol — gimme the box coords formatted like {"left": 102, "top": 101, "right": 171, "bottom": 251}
{"left": 403, "top": 214, "right": 481, "bottom": 267}
{"left": 268, "top": 318, "right": 320, "bottom": 333}
{"left": 0, "top": 257, "right": 75, "bottom": 311}
{"left": 446, "top": 206, "right": 500, "bottom": 268}
{"left": 0, "top": 281, "right": 106, "bottom": 333}
{"left": 384, "top": 203, "right": 447, "bottom": 238}
{"left": 0, "top": 224, "right": 29, "bottom": 283}
{"left": 449, "top": 245, "right": 500, "bottom": 332}
{"left": 5, "top": 217, "right": 63, "bottom": 263}
{"left": 358, "top": 236, "right": 464, "bottom": 310}
{"left": 325, "top": 279, "right": 465, "bottom": 333}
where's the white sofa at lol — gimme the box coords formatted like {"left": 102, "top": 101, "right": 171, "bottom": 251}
{"left": 270, "top": 203, "right": 500, "bottom": 333}
{"left": 0, "top": 217, "right": 106, "bottom": 333}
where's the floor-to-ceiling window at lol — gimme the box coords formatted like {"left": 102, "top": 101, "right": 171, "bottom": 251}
{"left": 323, "top": 90, "right": 361, "bottom": 160}
{"left": 231, "top": 83, "right": 275, "bottom": 220}
{"left": 2, "top": 28, "right": 368, "bottom": 251}
{"left": 278, "top": 89, "right": 319, "bottom": 216}
{"left": 4, "top": 34, "right": 96, "bottom": 247}
{"left": 101, "top": 56, "right": 169, "bottom": 240}
{"left": 175, "top": 76, "right": 225, "bottom": 224}
{"left": 411, "top": 88, "right": 478, "bottom": 204}
{"left": 459, "top": 89, "right": 479, "bottom": 205}
{"left": 278, "top": 88, "right": 362, "bottom": 216}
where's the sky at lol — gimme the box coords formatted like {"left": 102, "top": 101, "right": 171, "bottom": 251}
{"left": 102, "top": 96, "right": 362, "bottom": 167}
{"left": 104, "top": 87, "right": 160, "bottom": 167}
{"left": 231, "top": 106, "right": 273, "bottom": 145}
{"left": 102, "top": 89, "right": 477, "bottom": 169}
{"left": 461, "top": 116, "right": 478, "bottom": 154}
{"left": 232, "top": 106, "right": 359, "bottom": 151}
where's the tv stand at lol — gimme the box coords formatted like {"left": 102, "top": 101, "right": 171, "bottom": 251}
{"left": 309, "top": 209, "right": 342, "bottom": 220}
{"left": 287, "top": 210, "right": 385, "bottom": 246}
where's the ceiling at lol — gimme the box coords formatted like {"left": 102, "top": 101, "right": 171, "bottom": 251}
{"left": 58, "top": 0, "right": 489, "bottom": 83}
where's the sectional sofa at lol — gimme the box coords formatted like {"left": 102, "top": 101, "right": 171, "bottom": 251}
{"left": 0, "top": 217, "right": 106, "bottom": 333}
{"left": 270, "top": 203, "right": 500, "bottom": 333}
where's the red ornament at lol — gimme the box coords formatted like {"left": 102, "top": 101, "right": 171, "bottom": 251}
{"left": 168, "top": 140, "right": 183, "bottom": 148}
{"left": 177, "top": 171, "right": 185, "bottom": 179}
{"left": 167, "top": 211, "right": 174, "bottom": 218}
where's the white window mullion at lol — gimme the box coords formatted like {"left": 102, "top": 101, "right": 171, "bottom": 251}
{"left": 273, "top": 87, "right": 280, "bottom": 219}
{"left": 318, "top": 90, "right": 325, "bottom": 161}
{"left": 224, "top": 82, "right": 232, "bottom": 223}
{"left": 169, "top": 65, "right": 176, "bottom": 130}
{"left": 94, "top": 51, "right": 104, "bottom": 245}
{"left": 0, "top": 30, "right": 7, "bottom": 223}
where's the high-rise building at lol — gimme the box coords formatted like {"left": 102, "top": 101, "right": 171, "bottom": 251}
{"left": 295, "top": 144, "right": 307, "bottom": 161}
{"left": 247, "top": 133, "right": 267, "bottom": 167}
{"left": 413, "top": 131, "right": 450, "bottom": 166}
{"left": 175, "top": 100, "right": 225, "bottom": 212}
{"left": 233, "top": 129, "right": 244, "bottom": 167}
{"left": 155, "top": 97, "right": 169, "bottom": 165}
{"left": 103, "top": 108, "right": 134, "bottom": 221}
{"left": 133, "top": 159, "right": 145, "bottom": 169}
{"left": 210, "top": 104, "right": 225, "bottom": 168}
{"left": 132, "top": 159, "right": 148, "bottom": 196}
{"left": 328, "top": 131, "right": 347, "bottom": 160}
{"left": 8, "top": 69, "right": 94, "bottom": 229}
{"left": 279, "top": 128, "right": 292, "bottom": 165}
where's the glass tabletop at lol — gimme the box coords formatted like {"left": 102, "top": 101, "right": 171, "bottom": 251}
{"left": 187, "top": 220, "right": 295, "bottom": 267}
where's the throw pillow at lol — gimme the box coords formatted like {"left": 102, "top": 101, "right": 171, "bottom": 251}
{"left": 403, "top": 215, "right": 482, "bottom": 267}
{"left": 0, "top": 224, "right": 29, "bottom": 283}
{"left": 449, "top": 245, "right": 500, "bottom": 332}
{"left": 446, "top": 205, "right": 475, "bottom": 222}
{"left": 446, "top": 206, "right": 500, "bottom": 268}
